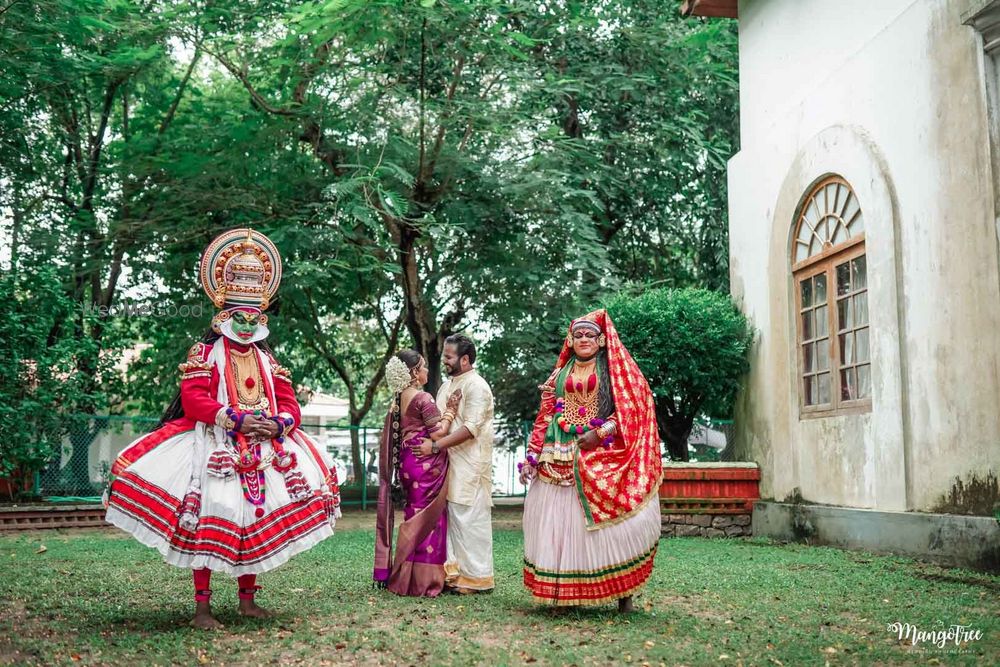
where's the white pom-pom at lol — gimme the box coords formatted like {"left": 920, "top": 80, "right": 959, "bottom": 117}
{"left": 385, "top": 356, "right": 413, "bottom": 394}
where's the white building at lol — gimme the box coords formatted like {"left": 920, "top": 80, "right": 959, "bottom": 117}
{"left": 684, "top": 0, "right": 1000, "bottom": 569}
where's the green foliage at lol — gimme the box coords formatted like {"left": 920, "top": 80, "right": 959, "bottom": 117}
{"left": 0, "top": 268, "right": 126, "bottom": 495}
{"left": 607, "top": 287, "right": 752, "bottom": 459}
{"left": 1, "top": 0, "right": 741, "bottom": 464}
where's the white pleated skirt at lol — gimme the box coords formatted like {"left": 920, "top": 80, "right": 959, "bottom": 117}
{"left": 105, "top": 428, "right": 336, "bottom": 576}
{"left": 523, "top": 480, "right": 661, "bottom": 606}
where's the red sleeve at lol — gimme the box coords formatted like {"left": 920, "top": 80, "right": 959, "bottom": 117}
{"left": 528, "top": 367, "right": 561, "bottom": 454}
{"left": 266, "top": 349, "right": 301, "bottom": 428}
{"left": 273, "top": 373, "right": 301, "bottom": 427}
{"left": 178, "top": 342, "right": 226, "bottom": 425}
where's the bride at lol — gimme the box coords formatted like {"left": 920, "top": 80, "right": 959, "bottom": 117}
{"left": 373, "top": 350, "right": 462, "bottom": 596}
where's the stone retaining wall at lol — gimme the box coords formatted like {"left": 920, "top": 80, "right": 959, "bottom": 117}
{"left": 661, "top": 512, "right": 752, "bottom": 538}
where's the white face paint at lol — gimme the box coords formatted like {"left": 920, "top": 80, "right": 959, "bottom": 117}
{"left": 219, "top": 318, "right": 270, "bottom": 344}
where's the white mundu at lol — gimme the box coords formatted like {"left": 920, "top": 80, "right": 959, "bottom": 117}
{"left": 436, "top": 369, "right": 495, "bottom": 590}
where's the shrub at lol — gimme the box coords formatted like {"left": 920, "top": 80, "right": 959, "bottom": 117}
{"left": 607, "top": 287, "right": 753, "bottom": 461}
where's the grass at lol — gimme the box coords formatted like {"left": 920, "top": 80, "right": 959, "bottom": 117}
{"left": 0, "top": 507, "right": 997, "bottom": 666}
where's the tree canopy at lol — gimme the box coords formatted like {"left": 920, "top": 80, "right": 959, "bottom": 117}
{"left": 0, "top": 0, "right": 739, "bottom": 480}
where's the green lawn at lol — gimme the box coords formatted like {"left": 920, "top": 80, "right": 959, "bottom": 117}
{"left": 0, "top": 508, "right": 997, "bottom": 666}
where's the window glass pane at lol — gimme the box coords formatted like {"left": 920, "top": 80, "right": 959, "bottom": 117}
{"left": 815, "top": 305, "right": 828, "bottom": 337}
{"left": 842, "top": 194, "right": 859, "bottom": 225}
{"left": 797, "top": 222, "right": 812, "bottom": 244}
{"left": 851, "top": 213, "right": 864, "bottom": 234}
{"left": 805, "top": 199, "right": 821, "bottom": 225}
{"left": 816, "top": 338, "right": 830, "bottom": 371}
{"left": 855, "top": 327, "right": 869, "bottom": 363}
{"left": 817, "top": 372, "right": 831, "bottom": 404}
{"left": 840, "top": 332, "right": 854, "bottom": 365}
{"left": 815, "top": 273, "right": 827, "bottom": 302}
{"left": 815, "top": 218, "right": 828, "bottom": 245}
{"left": 800, "top": 278, "right": 813, "bottom": 308}
{"left": 853, "top": 255, "right": 867, "bottom": 289}
{"left": 854, "top": 291, "right": 868, "bottom": 326}
{"left": 803, "top": 342, "right": 814, "bottom": 372}
{"left": 825, "top": 184, "right": 839, "bottom": 213}
{"left": 857, "top": 364, "right": 871, "bottom": 399}
{"left": 836, "top": 262, "right": 852, "bottom": 295}
{"left": 832, "top": 222, "right": 848, "bottom": 245}
{"left": 795, "top": 243, "right": 809, "bottom": 262}
{"left": 841, "top": 368, "right": 857, "bottom": 401}
{"left": 802, "top": 310, "right": 814, "bottom": 340}
{"left": 804, "top": 375, "right": 816, "bottom": 405}
{"left": 837, "top": 297, "right": 853, "bottom": 331}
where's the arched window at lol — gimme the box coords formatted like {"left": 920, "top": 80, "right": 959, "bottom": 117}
{"left": 792, "top": 175, "right": 871, "bottom": 416}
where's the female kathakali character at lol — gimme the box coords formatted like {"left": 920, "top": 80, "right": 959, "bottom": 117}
{"left": 520, "top": 309, "right": 662, "bottom": 612}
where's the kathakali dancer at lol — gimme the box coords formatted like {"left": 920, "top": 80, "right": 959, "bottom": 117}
{"left": 519, "top": 309, "right": 662, "bottom": 611}
{"left": 104, "top": 228, "right": 341, "bottom": 629}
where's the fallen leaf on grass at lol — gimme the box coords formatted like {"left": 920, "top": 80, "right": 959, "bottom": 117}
{"left": 718, "top": 655, "right": 730, "bottom": 661}
{"left": 822, "top": 647, "right": 837, "bottom": 654}
{"left": 644, "top": 641, "right": 655, "bottom": 649}
{"left": 198, "top": 653, "right": 209, "bottom": 664}
{"left": 36, "top": 545, "right": 47, "bottom": 554}
{"left": 334, "top": 643, "right": 346, "bottom": 650}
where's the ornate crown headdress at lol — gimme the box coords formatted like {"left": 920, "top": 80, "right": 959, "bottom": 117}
{"left": 385, "top": 356, "right": 413, "bottom": 394}
{"left": 199, "top": 228, "right": 282, "bottom": 312}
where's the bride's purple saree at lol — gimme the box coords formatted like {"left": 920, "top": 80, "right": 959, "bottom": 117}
{"left": 373, "top": 391, "right": 450, "bottom": 596}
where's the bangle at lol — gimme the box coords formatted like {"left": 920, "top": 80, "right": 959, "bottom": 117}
{"left": 442, "top": 410, "right": 456, "bottom": 421}
{"left": 431, "top": 442, "right": 441, "bottom": 454}
{"left": 517, "top": 452, "right": 539, "bottom": 472}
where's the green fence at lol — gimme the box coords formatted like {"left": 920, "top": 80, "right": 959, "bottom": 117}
{"left": 35, "top": 416, "right": 734, "bottom": 504}
{"left": 35, "top": 416, "right": 535, "bottom": 506}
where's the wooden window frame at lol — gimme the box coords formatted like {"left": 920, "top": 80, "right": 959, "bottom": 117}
{"left": 792, "top": 177, "right": 872, "bottom": 419}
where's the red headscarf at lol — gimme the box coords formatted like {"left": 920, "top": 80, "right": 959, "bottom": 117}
{"left": 555, "top": 309, "right": 662, "bottom": 528}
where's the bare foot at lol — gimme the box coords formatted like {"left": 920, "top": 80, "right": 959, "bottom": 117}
{"left": 618, "top": 596, "right": 634, "bottom": 613}
{"left": 191, "top": 602, "right": 223, "bottom": 630}
{"left": 238, "top": 599, "right": 273, "bottom": 618}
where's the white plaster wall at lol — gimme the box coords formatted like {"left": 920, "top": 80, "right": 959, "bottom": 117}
{"left": 731, "top": 0, "right": 1000, "bottom": 511}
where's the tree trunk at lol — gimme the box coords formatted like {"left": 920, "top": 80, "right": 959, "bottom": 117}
{"left": 655, "top": 402, "right": 693, "bottom": 462}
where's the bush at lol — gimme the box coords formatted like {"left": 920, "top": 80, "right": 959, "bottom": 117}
{"left": 606, "top": 287, "right": 753, "bottom": 461}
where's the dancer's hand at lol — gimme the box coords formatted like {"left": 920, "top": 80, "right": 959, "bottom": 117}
{"left": 519, "top": 463, "right": 536, "bottom": 485}
{"left": 411, "top": 438, "right": 434, "bottom": 457}
{"left": 576, "top": 430, "right": 602, "bottom": 451}
{"left": 446, "top": 389, "right": 462, "bottom": 411}
{"left": 244, "top": 415, "right": 278, "bottom": 438}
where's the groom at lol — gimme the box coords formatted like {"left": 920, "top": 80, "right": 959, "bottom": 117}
{"left": 414, "top": 334, "right": 495, "bottom": 593}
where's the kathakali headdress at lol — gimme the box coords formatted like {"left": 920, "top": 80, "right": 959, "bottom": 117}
{"left": 199, "top": 228, "right": 282, "bottom": 343}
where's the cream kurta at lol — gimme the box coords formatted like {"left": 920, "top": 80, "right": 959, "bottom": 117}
{"left": 437, "top": 370, "right": 494, "bottom": 505}
{"left": 436, "top": 369, "right": 495, "bottom": 590}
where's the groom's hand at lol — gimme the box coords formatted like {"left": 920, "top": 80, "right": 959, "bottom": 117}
{"left": 576, "top": 430, "right": 602, "bottom": 451}
{"left": 411, "top": 438, "right": 434, "bottom": 457}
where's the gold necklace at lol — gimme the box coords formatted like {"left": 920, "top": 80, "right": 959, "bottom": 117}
{"left": 230, "top": 347, "right": 263, "bottom": 406}
{"left": 561, "top": 359, "right": 599, "bottom": 428}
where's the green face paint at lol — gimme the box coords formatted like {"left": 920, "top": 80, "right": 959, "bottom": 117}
{"left": 231, "top": 310, "right": 259, "bottom": 342}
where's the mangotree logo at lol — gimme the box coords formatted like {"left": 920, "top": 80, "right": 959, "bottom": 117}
{"left": 886, "top": 620, "right": 983, "bottom": 651}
